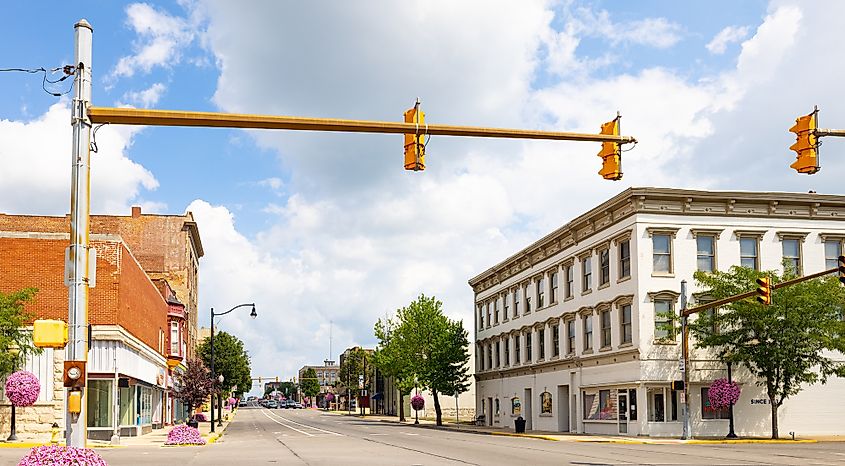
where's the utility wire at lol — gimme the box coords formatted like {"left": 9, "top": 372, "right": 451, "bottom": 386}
{"left": 0, "top": 65, "right": 76, "bottom": 97}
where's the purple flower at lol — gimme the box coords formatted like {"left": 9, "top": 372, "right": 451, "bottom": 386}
{"left": 165, "top": 424, "right": 206, "bottom": 445}
{"left": 5, "top": 371, "right": 40, "bottom": 407}
{"left": 709, "top": 378, "right": 741, "bottom": 409}
{"left": 325, "top": 393, "right": 334, "bottom": 402}
{"left": 410, "top": 394, "right": 425, "bottom": 411}
{"left": 17, "top": 445, "right": 108, "bottom": 466}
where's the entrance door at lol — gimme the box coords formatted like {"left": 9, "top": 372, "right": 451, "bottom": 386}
{"left": 618, "top": 390, "right": 628, "bottom": 434}
{"left": 524, "top": 388, "right": 532, "bottom": 430}
{"left": 557, "top": 385, "right": 570, "bottom": 432}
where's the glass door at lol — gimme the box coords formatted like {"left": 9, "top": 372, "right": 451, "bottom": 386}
{"left": 617, "top": 390, "right": 628, "bottom": 434}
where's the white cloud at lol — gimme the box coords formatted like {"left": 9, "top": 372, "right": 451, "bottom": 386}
{"left": 121, "top": 82, "right": 166, "bottom": 107}
{"left": 0, "top": 102, "right": 158, "bottom": 215}
{"left": 569, "top": 8, "right": 683, "bottom": 49}
{"left": 706, "top": 25, "right": 750, "bottom": 54}
{"left": 109, "top": 3, "right": 194, "bottom": 80}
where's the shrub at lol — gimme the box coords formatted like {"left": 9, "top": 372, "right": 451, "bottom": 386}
{"left": 165, "top": 424, "right": 206, "bottom": 445}
{"left": 18, "top": 445, "right": 108, "bottom": 466}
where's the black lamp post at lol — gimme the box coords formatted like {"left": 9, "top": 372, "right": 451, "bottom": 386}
{"left": 217, "top": 374, "right": 225, "bottom": 427}
{"left": 726, "top": 360, "right": 738, "bottom": 439}
{"left": 210, "top": 303, "right": 256, "bottom": 433}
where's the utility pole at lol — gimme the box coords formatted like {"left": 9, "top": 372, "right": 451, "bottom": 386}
{"left": 66, "top": 18, "right": 93, "bottom": 449}
{"left": 680, "top": 280, "right": 691, "bottom": 440}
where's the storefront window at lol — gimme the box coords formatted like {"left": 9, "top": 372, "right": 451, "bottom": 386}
{"left": 540, "top": 392, "right": 552, "bottom": 414}
{"left": 511, "top": 397, "right": 521, "bottom": 415}
{"left": 119, "top": 386, "right": 135, "bottom": 426}
{"left": 701, "top": 387, "right": 730, "bottom": 420}
{"left": 583, "top": 389, "right": 616, "bottom": 420}
{"left": 647, "top": 387, "right": 678, "bottom": 422}
{"left": 139, "top": 386, "right": 153, "bottom": 425}
{"left": 87, "top": 380, "right": 112, "bottom": 428}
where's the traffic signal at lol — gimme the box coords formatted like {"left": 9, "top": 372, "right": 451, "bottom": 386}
{"left": 671, "top": 380, "right": 684, "bottom": 391}
{"left": 403, "top": 100, "right": 425, "bottom": 171}
{"left": 838, "top": 255, "right": 845, "bottom": 285}
{"left": 756, "top": 277, "right": 772, "bottom": 305}
{"left": 789, "top": 109, "right": 819, "bottom": 174}
{"left": 597, "top": 115, "right": 622, "bottom": 180}
{"left": 276, "top": 376, "right": 279, "bottom": 383}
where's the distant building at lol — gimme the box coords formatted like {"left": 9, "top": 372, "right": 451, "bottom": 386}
{"left": 298, "top": 360, "right": 339, "bottom": 407}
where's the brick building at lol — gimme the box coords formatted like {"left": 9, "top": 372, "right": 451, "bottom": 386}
{"left": 0, "top": 207, "right": 201, "bottom": 441}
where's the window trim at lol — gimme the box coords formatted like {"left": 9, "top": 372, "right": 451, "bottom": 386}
{"left": 648, "top": 290, "right": 680, "bottom": 343}
{"left": 647, "top": 228, "right": 679, "bottom": 276}
{"left": 598, "top": 248, "right": 611, "bottom": 288}
{"left": 564, "top": 261, "right": 575, "bottom": 300}
{"left": 599, "top": 305, "right": 612, "bottom": 349}
{"left": 580, "top": 254, "right": 593, "bottom": 295}
{"left": 692, "top": 230, "right": 720, "bottom": 273}
{"left": 737, "top": 234, "right": 761, "bottom": 271}
{"left": 777, "top": 232, "right": 807, "bottom": 275}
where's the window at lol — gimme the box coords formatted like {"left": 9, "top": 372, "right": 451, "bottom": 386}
{"left": 565, "top": 264, "right": 574, "bottom": 299}
{"left": 494, "top": 341, "right": 500, "bottom": 368}
{"left": 647, "top": 387, "right": 678, "bottom": 422}
{"left": 503, "top": 338, "right": 510, "bottom": 367}
{"left": 567, "top": 320, "right": 575, "bottom": 354}
{"left": 493, "top": 300, "right": 499, "bottom": 324}
{"left": 87, "top": 380, "right": 112, "bottom": 428}
{"left": 537, "top": 278, "right": 545, "bottom": 308}
{"left": 487, "top": 344, "right": 493, "bottom": 369}
{"left": 495, "top": 398, "right": 500, "bottom": 416}
{"left": 619, "top": 240, "right": 631, "bottom": 279}
{"left": 514, "top": 288, "right": 521, "bottom": 317}
{"left": 550, "top": 271, "right": 559, "bottom": 303}
{"left": 514, "top": 334, "right": 521, "bottom": 364}
{"left": 620, "top": 304, "right": 632, "bottom": 345}
{"left": 486, "top": 302, "right": 491, "bottom": 327}
{"left": 525, "top": 331, "right": 532, "bottom": 362}
{"left": 599, "top": 249, "right": 610, "bottom": 286}
{"left": 525, "top": 284, "right": 532, "bottom": 314}
{"left": 583, "top": 315, "right": 593, "bottom": 351}
{"left": 139, "top": 386, "right": 152, "bottom": 425}
{"left": 478, "top": 306, "right": 484, "bottom": 330}
{"left": 538, "top": 328, "right": 545, "bottom": 360}
{"left": 701, "top": 387, "right": 730, "bottom": 420}
{"left": 696, "top": 235, "right": 716, "bottom": 272}
{"left": 825, "top": 240, "right": 842, "bottom": 270}
{"left": 583, "top": 389, "right": 616, "bottom": 420}
{"left": 582, "top": 257, "right": 592, "bottom": 292}
{"left": 551, "top": 324, "right": 560, "bottom": 357}
{"left": 119, "top": 386, "right": 134, "bottom": 426}
{"left": 654, "top": 299, "right": 675, "bottom": 341}
{"left": 653, "top": 234, "right": 672, "bottom": 274}
{"left": 170, "top": 321, "right": 180, "bottom": 355}
{"left": 782, "top": 238, "right": 801, "bottom": 274}
{"left": 503, "top": 293, "right": 510, "bottom": 319}
{"left": 600, "top": 309, "right": 612, "bottom": 348}
{"left": 540, "top": 391, "right": 553, "bottom": 414}
{"left": 740, "top": 237, "right": 759, "bottom": 270}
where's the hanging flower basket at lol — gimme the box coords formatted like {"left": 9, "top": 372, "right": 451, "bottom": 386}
{"left": 325, "top": 393, "right": 335, "bottom": 402}
{"left": 17, "top": 445, "right": 108, "bottom": 466}
{"left": 5, "top": 371, "right": 40, "bottom": 407}
{"left": 708, "top": 378, "right": 741, "bottom": 409}
{"left": 410, "top": 394, "right": 425, "bottom": 411}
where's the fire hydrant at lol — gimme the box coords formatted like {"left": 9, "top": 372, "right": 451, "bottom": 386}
{"left": 50, "top": 423, "right": 60, "bottom": 445}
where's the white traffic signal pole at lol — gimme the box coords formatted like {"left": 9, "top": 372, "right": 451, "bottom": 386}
{"left": 66, "top": 19, "right": 93, "bottom": 448}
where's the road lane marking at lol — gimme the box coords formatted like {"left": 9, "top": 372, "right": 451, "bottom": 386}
{"left": 260, "top": 409, "right": 314, "bottom": 437}
{"left": 265, "top": 410, "right": 343, "bottom": 436}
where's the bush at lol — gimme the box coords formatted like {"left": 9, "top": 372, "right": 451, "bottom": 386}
{"left": 165, "top": 424, "right": 206, "bottom": 445}
{"left": 18, "top": 445, "right": 108, "bottom": 466}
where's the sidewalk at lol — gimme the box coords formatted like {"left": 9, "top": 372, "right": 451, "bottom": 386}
{"left": 324, "top": 411, "right": 829, "bottom": 444}
{"left": 90, "top": 410, "right": 237, "bottom": 448}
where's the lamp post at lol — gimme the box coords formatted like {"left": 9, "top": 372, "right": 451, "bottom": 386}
{"left": 7, "top": 345, "right": 20, "bottom": 441}
{"left": 726, "top": 360, "right": 738, "bottom": 439}
{"left": 210, "top": 303, "right": 256, "bottom": 433}
{"left": 217, "top": 374, "right": 225, "bottom": 427}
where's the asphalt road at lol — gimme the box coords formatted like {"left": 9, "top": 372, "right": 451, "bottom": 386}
{"left": 2, "top": 408, "right": 844, "bottom": 465}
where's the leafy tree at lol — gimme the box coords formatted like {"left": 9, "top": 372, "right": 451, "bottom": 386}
{"left": 373, "top": 317, "right": 416, "bottom": 421}
{"left": 301, "top": 367, "right": 320, "bottom": 400}
{"left": 172, "top": 359, "right": 214, "bottom": 422}
{"left": 198, "top": 331, "right": 252, "bottom": 414}
{"left": 395, "top": 294, "right": 470, "bottom": 426}
{"left": 0, "top": 288, "right": 41, "bottom": 378}
{"left": 689, "top": 265, "right": 845, "bottom": 439}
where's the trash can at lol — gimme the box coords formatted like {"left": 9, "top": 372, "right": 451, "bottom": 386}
{"left": 514, "top": 416, "right": 526, "bottom": 433}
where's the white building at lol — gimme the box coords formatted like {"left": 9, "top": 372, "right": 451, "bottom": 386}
{"left": 469, "top": 187, "right": 845, "bottom": 437}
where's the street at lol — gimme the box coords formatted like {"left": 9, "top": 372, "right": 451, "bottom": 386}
{"left": 4, "top": 408, "right": 845, "bottom": 465}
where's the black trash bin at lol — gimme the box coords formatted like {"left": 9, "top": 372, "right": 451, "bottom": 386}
{"left": 514, "top": 416, "right": 526, "bottom": 433}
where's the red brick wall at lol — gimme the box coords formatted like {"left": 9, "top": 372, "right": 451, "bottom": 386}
{"left": 117, "top": 243, "right": 167, "bottom": 354}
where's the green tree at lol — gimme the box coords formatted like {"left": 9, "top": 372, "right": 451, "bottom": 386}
{"left": 197, "top": 331, "right": 252, "bottom": 411}
{"left": 301, "top": 367, "right": 320, "bottom": 400}
{"left": 0, "top": 288, "right": 41, "bottom": 378}
{"left": 373, "top": 316, "right": 416, "bottom": 421}
{"left": 690, "top": 266, "right": 845, "bottom": 439}
{"left": 396, "top": 294, "right": 470, "bottom": 426}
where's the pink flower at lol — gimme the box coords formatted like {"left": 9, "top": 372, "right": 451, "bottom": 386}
{"left": 410, "top": 395, "right": 425, "bottom": 411}
{"left": 709, "top": 378, "right": 741, "bottom": 409}
{"left": 325, "top": 393, "right": 334, "bottom": 402}
{"left": 165, "top": 424, "right": 206, "bottom": 445}
{"left": 5, "top": 371, "right": 40, "bottom": 407}
{"left": 17, "top": 445, "right": 107, "bottom": 466}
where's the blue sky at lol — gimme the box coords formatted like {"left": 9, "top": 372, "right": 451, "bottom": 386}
{"left": 2, "top": 0, "right": 844, "bottom": 393}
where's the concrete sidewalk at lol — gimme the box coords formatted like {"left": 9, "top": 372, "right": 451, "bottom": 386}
{"left": 324, "top": 410, "right": 834, "bottom": 444}
{"left": 85, "top": 410, "right": 237, "bottom": 448}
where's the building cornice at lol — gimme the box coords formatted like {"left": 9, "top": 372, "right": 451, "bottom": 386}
{"left": 468, "top": 187, "right": 845, "bottom": 294}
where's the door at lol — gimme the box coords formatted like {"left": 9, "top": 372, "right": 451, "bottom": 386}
{"left": 618, "top": 390, "right": 628, "bottom": 434}
{"left": 524, "top": 388, "right": 533, "bottom": 430}
{"left": 487, "top": 397, "right": 493, "bottom": 426}
{"left": 557, "top": 385, "right": 570, "bottom": 432}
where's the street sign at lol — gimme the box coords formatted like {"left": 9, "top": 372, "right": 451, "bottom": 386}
{"left": 679, "top": 356, "right": 685, "bottom": 372}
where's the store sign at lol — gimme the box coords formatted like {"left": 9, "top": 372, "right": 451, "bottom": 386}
{"left": 750, "top": 398, "right": 769, "bottom": 405}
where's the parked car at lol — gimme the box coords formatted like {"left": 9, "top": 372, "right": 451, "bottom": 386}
{"left": 293, "top": 402, "right": 303, "bottom": 409}
{"left": 266, "top": 400, "right": 279, "bottom": 409}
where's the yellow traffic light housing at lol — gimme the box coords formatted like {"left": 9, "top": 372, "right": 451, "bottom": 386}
{"left": 403, "top": 100, "right": 426, "bottom": 171}
{"left": 755, "top": 277, "right": 772, "bottom": 305}
{"left": 597, "top": 115, "right": 622, "bottom": 180}
{"left": 789, "top": 109, "right": 819, "bottom": 174}
{"left": 33, "top": 319, "right": 69, "bottom": 348}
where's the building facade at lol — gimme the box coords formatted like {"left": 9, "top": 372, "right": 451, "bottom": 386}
{"left": 470, "top": 187, "right": 845, "bottom": 437}
{"left": 298, "top": 361, "right": 339, "bottom": 408}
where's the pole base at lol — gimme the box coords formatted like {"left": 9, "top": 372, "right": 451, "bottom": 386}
{"left": 110, "top": 434, "right": 120, "bottom": 445}
{"left": 6, "top": 433, "right": 16, "bottom": 442}
{"left": 725, "top": 432, "right": 739, "bottom": 439}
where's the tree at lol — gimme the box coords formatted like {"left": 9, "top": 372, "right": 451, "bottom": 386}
{"left": 301, "top": 367, "right": 320, "bottom": 402}
{"left": 172, "top": 359, "right": 214, "bottom": 422}
{"left": 689, "top": 265, "right": 845, "bottom": 439}
{"left": 197, "top": 331, "right": 252, "bottom": 408}
{"left": 0, "top": 288, "right": 41, "bottom": 379}
{"left": 395, "top": 294, "right": 470, "bottom": 426}
{"left": 373, "top": 317, "right": 416, "bottom": 421}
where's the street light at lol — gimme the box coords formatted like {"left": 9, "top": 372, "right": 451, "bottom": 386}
{"left": 725, "top": 353, "right": 738, "bottom": 439}
{"left": 217, "top": 374, "right": 225, "bottom": 427}
{"left": 210, "top": 303, "right": 256, "bottom": 433}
